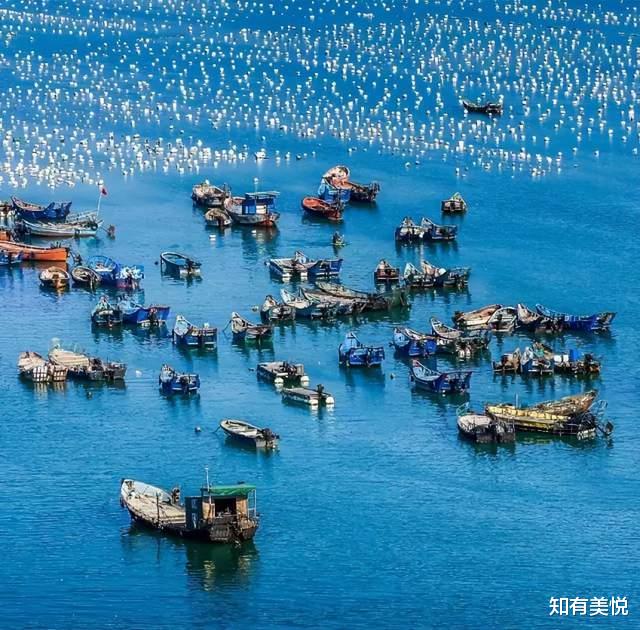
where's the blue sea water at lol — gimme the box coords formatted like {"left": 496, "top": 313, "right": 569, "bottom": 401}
{"left": 0, "top": 0, "right": 638, "bottom": 628}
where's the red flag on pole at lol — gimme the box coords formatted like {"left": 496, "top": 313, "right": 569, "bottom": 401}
{"left": 100, "top": 186, "right": 108, "bottom": 196}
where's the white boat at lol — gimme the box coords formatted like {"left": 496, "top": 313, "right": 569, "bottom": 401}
{"left": 220, "top": 419, "right": 279, "bottom": 448}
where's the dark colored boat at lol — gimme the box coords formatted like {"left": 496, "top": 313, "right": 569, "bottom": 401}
{"left": 314, "top": 281, "right": 410, "bottom": 311}
{"left": 462, "top": 100, "right": 503, "bottom": 115}
{"left": 281, "top": 384, "right": 335, "bottom": 408}
{"left": 119, "top": 298, "right": 170, "bottom": 326}
{"left": 338, "top": 332, "right": 385, "bottom": 367}
{"left": 268, "top": 251, "right": 342, "bottom": 281}
{"left": 516, "top": 303, "right": 561, "bottom": 333}
{"left": 404, "top": 261, "right": 469, "bottom": 289}
{"left": 257, "top": 361, "right": 308, "bottom": 386}
{"left": 39, "top": 266, "right": 70, "bottom": 290}
{"left": 49, "top": 345, "right": 126, "bottom": 381}
{"left": 492, "top": 347, "right": 553, "bottom": 376}
{"left": 91, "top": 295, "right": 123, "bottom": 327}
{"left": 301, "top": 197, "right": 343, "bottom": 221}
{"left": 532, "top": 342, "right": 601, "bottom": 376}
{"left": 224, "top": 192, "right": 280, "bottom": 227}
{"left": 430, "top": 317, "right": 491, "bottom": 357}
{"left": 410, "top": 360, "right": 472, "bottom": 394}
{"left": 71, "top": 265, "right": 101, "bottom": 288}
{"left": 160, "top": 252, "right": 202, "bottom": 277}
{"left": 230, "top": 312, "right": 273, "bottom": 343}
{"left": 392, "top": 327, "right": 438, "bottom": 357}
{"left": 220, "top": 419, "right": 279, "bottom": 449}
{"left": 441, "top": 193, "right": 467, "bottom": 213}
{"left": 395, "top": 217, "right": 457, "bottom": 243}
{"left": 457, "top": 404, "right": 515, "bottom": 444}
{"left": 374, "top": 259, "right": 400, "bottom": 283}
{"left": 191, "top": 181, "right": 229, "bottom": 208}
{"left": 280, "top": 289, "right": 337, "bottom": 319}
{"left": 535, "top": 304, "right": 615, "bottom": 332}
{"left": 172, "top": 315, "right": 217, "bottom": 347}
{"left": 204, "top": 208, "right": 232, "bottom": 228}
{"left": 120, "top": 478, "right": 259, "bottom": 543}
{"left": 88, "top": 255, "right": 144, "bottom": 290}
{"left": 159, "top": 364, "right": 200, "bottom": 394}
{"left": 260, "top": 295, "right": 296, "bottom": 322}
{"left": 11, "top": 196, "right": 72, "bottom": 222}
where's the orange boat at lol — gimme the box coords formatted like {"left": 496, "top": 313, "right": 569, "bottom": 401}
{"left": 0, "top": 230, "right": 69, "bottom": 262}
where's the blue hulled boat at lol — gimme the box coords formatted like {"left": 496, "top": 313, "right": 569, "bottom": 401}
{"left": 338, "top": 332, "right": 385, "bottom": 367}
{"left": 118, "top": 297, "right": 170, "bottom": 326}
{"left": 160, "top": 252, "right": 202, "bottom": 277}
{"left": 317, "top": 179, "right": 351, "bottom": 204}
{"left": 158, "top": 364, "right": 200, "bottom": 395}
{"left": 410, "top": 360, "right": 472, "bottom": 394}
{"left": 87, "top": 255, "right": 144, "bottom": 290}
{"left": 91, "top": 295, "right": 123, "bottom": 327}
{"left": 224, "top": 192, "right": 280, "bottom": 227}
{"left": 395, "top": 217, "right": 457, "bottom": 242}
{"left": 535, "top": 305, "right": 615, "bottom": 332}
{"left": 393, "top": 327, "right": 438, "bottom": 357}
{"left": 268, "top": 251, "right": 343, "bottom": 281}
{"left": 172, "top": 315, "right": 217, "bottom": 348}
{"left": 11, "top": 196, "right": 72, "bottom": 222}
{"left": 0, "top": 250, "right": 22, "bottom": 266}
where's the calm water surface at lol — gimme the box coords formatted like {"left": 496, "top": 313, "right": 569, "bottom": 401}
{"left": 0, "top": 1, "right": 638, "bottom": 628}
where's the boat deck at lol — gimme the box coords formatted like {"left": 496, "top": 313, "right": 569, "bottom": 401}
{"left": 127, "top": 492, "right": 186, "bottom": 526}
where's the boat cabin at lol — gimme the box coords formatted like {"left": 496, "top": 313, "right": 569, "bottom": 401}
{"left": 184, "top": 484, "right": 256, "bottom": 530}
{"left": 241, "top": 192, "right": 279, "bottom": 216}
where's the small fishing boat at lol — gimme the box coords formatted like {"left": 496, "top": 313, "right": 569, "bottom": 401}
{"left": 172, "top": 315, "right": 217, "bottom": 347}
{"left": 159, "top": 364, "right": 200, "bottom": 395}
{"left": 485, "top": 391, "right": 613, "bottom": 438}
{"left": 392, "top": 327, "right": 438, "bottom": 357}
{"left": 453, "top": 304, "right": 502, "bottom": 330}
{"left": 420, "top": 218, "right": 458, "bottom": 242}
{"left": 11, "top": 196, "right": 71, "bottom": 222}
{"left": 257, "top": 361, "right": 309, "bottom": 386}
{"left": 332, "top": 232, "right": 346, "bottom": 248}
{"left": 19, "top": 217, "right": 103, "bottom": 238}
{"left": 492, "top": 348, "right": 522, "bottom": 373}
{"left": 314, "top": 281, "right": 410, "bottom": 311}
{"left": 338, "top": 332, "right": 385, "bottom": 367}
{"left": 456, "top": 404, "right": 515, "bottom": 444}
{"left": 17, "top": 351, "right": 67, "bottom": 383}
{"left": 0, "top": 249, "right": 22, "bottom": 266}
{"left": 402, "top": 263, "right": 436, "bottom": 289}
{"left": 39, "top": 266, "right": 70, "bottom": 290}
{"left": 281, "top": 384, "right": 335, "bottom": 407}
{"left": 395, "top": 217, "right": 425, "bottom": 242}
{"left": 224, "top": 192, "right": 280, "bottom": 227}
{"left": 118, "top": 298, "right": 170, "bottom": 326}
{"left": 516, "top": 303, "right": 561, "bottom": 333}
{"left": 535, "top": 305, "right": 615, "bottom": 332}
{"left": 230, "top": 312, "right": 273, "bottom": 342}
{"left": 342, "top": 179, "right": 380, "bottom": 203}
{"left": 49, "top": 345, "right": 126, "bottom": 381}
{"left": 430, "top": 318, "right": 492, "bottom": 356}
{"left": 71, "top": 265, "right": 101, "bottom": 288}
{"left": 300, "top": 287, "right": 363, "bottom": 316}
{"left": 301, "top": 197, "right": 344, "bottom": 221}
{"left": 87, "top": 255, "right": 144, "bottom": 290}
{"left": 220, "top": 419, "right": 279, "bottom": 449}
{"left": 0, "top": 230, "right": 69, "bottom": 262}
{"left": 532, "top": 342, "right": 601, "bottom": 376}
{"left": 519, "top": 346, "right": 554, "bottom": 376}
{"left": 120, "top": 478, "right": 258, "bottom": 543}
{"left": 268, "top": 251, "right": 342, "bottom": 281}
{"left": 418, "top": 260, "right": 470, "bottom": 288}
{"left": 317, "top": 165, "right": 352, "bottom": 203}
{"left": 191, "top": 181, "right": 229, "bottom": 208}
{"left": 204, "top": 207, "right": 232, "bottom": 228}
{"left": 374, "top": 259, "right": 400, "bottom": 283}
{"left": 280, "top": 288, "right": 337, "bottom": 319}
{"left": 441, "top": 192, "right": 467, "bottom": 213}
{"left": 462, "top": 100, "right": 503, "bottom": 115}
{"left": 487, "top": 306, "right": 517, "bottom": 333}
{"left": 260, "top": 295, "right": 296, "bottom": 322}
{"left": 91, "top": 295, "right": 123, "bottom": 327}
{"left": 160, "top": 252, "right": 202, "bottom": 277}
{"left": 410, "top": 360, "right": 472, "bottom": 394}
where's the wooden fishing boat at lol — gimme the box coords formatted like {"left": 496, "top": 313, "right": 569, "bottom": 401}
{"left": 453, "top": 304, "right": 502, "bottom": 330}
{"left": 515, "top": 303, "right": 560, "bottom": 333}
{"left": 487, "top": 306, "right": 517, "bottom": 333}
{"left": 120, "top": 478, "right": 259, "bottom": 543}
{"left": 492, "top": 348, "right": 521, "bottom": 374}
{"left": 281, "top": 384, "right": 335, "bottom": 407}
{"left": 191, "top": 181, "right": 229, "bottom": 208}
{"left": 172, "top": 315, "right": 217, "bottom": 347}
{"left": 374, "top": 259, "right": 400, "bottom": 283}
{"left": 532, "top": 342, "right": 601, "bottom": 376}
{"left": 332, "top": 232, "right": 346, "bottom": 248}
{"left": 224, "top": 192, "right": 280, "bottom": 227}
{"left": 402, "top": 263, "right": 435, "bottom": 289}
{"left": 420, "top": 260, "right": 470, "bottom": 288}
{"left": 462, "top": 100, "right": 503, "bottom": 115}
{"left": 430, "top": 317, "right": 492, "bottom": 356}
{"left": 0, "top": 249, "right": 22, "bottom": 265}
{"left": 342, "top": 179, "right": 380, "bottom": 203}
{"left": 280, "top": 288, "right": 337, "bottom": 319}
{"left": 395, "top": 217, "right": 425, "bottom": 242}
{"left": 269, "top": 251, "right": 342, "bottom": 281}
{"left": 117, "top": 298, "right": 170, "bottom": 326}
{"left": 519, "top": 346, "right": 554, "bottom": 376}
{"left": 87, "top": 255, "right": 144, "bottom": 290}
{"left": 392, "top": 327, "right": 438, "bottom": 357}
{"left": 39, "top": 266, "right": 70, "bottom": 290}
{"left": 159, "top": 364, "right": 200, "bottom": 395}
{"left": 300, "top": 287, "right": 363, "bottom": 316}
{"left": 535, "top": 304, "right": 615, "bottom": 332}
{"left": 314, "top": 281, "right": 410, "bottom": 311}
{"left": 71, "top": 265, "right": 101, "bottom": 288}
{"left": 317, "top": 165, "right": 352, "bottom": 203}
{"left": 11, "top": 196, "right": 71, "bottom": 222}
{"left": 301, "top": 196, "right": 344, "bottom": 221}
{"left": 19, "top": 217, "right": 103, "bottom": 238}
{"left": 91, "top": 295, "right": 123, "bottom": 327}
{"left": 456, "top": 405, "right": 515, "bottom": 444}
{"left": 220, "top": 419, "right": 279, "bottom": 449}
{"left": 485, "top": 391, "right": 612, "bottom": 438}
{"left": 160, "top": 252, "right": 202, "bottom": 277}
{"left": 257, "top": 361, "right": 309, "bottom": 386}
{"left": 49, "top": 345, "right": 126, "bottom": 381}
{"left": 0, "top": 230, "right": 69, "bottom": 262}
{"left": 410, "top": 360, "right": 472, "bottom": 394}
{"left": 230, "top": 312, "right": 273, "bottom": 342}
{"left": 339, "top": 332, "right": 385, "bottom": 367}
{"left": 441, "top": 192, "right": 467, "bottom": 213}
{"left": 17, "top": 351, "right": 67, "bottom": 383}
{"left": 204, "top": 207, "right": 232, "bottom": 228}
{"left": 420, "top": 218, "right": 458, "bottom": 242}
{"left": 260, "top": 295, "right": 296, "bottom": 322}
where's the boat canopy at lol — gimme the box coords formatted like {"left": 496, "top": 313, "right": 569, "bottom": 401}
{"left": 242, "top": 192, "right": 279, "bottom": 212}
{"left": 201, "top": 484, "right": 256, "bottom": 497}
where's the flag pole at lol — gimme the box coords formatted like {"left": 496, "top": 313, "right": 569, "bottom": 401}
{"left": 97, "top": 184, "right": 102, "bottom": 214}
